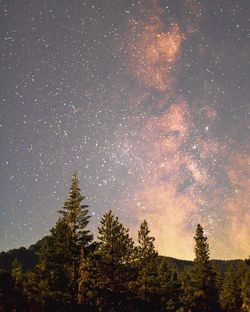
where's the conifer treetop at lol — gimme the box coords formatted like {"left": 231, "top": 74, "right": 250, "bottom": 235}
{"left": 58, "top": 172, "right": 93, "bottom": 248}
{"left": 97, "top": 210, "right": 134, "bottom": 264}
{"left": 194, "top": 223, "right": 210, "bottom": 264}
{"left": 137, "top": 220, "right": 158, "bottom": 260}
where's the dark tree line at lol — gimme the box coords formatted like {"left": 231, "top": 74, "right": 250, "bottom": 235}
{"left": 0, "top": 173, "right": 249, "bottom": 311}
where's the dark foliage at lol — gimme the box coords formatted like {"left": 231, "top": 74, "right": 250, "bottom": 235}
{"left": 1, "top": 174, "right": 249, "bottom": 312}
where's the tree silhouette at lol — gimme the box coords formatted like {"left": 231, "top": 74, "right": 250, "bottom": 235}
{"left": 191, "top": 224, "right": 220, "bottom": 312}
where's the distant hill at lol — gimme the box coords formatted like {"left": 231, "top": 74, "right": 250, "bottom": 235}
{"left": 0, "top": 236, "right": 48, "bottom": 272}
{"left": 0, "top": 238, "right": 245, "bottom": 275}
{"left": 161, "top": 256, "right": 244, "bottom": 277}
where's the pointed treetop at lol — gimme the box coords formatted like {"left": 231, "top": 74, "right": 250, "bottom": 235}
{"left": 194, "top": 224, "right": 210, "bottom": 264}
{"left": 137, "top": 220, "right": 158, "bottom": 260}
{"left": 58, "top": 172, "right": 93, "bottom": 248}
{"left": 97, "top": 210, "right": 134, "bottom": 263}
{"left": 59, "top": 171, "right": 85, "bottom": 216}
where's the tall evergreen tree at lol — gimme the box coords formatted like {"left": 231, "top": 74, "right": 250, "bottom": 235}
{"left": 133, "top": 220, "right": 158, "bottom": 306}
{"left": 191, "top": 224, "right": 220, "bottom": 312}
{"left": 59, "top": 171, "right": 93, "bottom": 249}
{"left": 95, "top": 210, "right": 134, "bottom": 311}
{"left": 58, "top": 172, "right": 93, "bottom": 304}
{"left": 137, "top": 220, "right": 158, "bottom": 262}
{"left": 25, "top": 217, "right": 74, "bottom": 309}
{"left": 25, "top": 173, "right": 94, "bottom": 309}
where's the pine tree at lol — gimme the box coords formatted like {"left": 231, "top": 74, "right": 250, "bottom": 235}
{"left": 97, "top": 210, "right": 134, "bottom": 277}
{"left": 134, "top": 220, "right": 158, "bottom": 305}
{"left": 59, "top": 171, "right": 93, "bottom": 249}
{"left": 58, "top": 172, "right": 93, "bottom": 304}
{"left": 44, "top": 217, "right": 74, "bottom": 300}
{"left": 25, "top": 217, "right": 74, "bottom": 309}
{"left": 191, "top": 224, "right": 220, "bottom": 312}
{"left": 24, "top": 173, "right": 93, "bottom": 309}
{"left": 95, "top": 210, "right": 134, "bottom": 311}
{"left": 137, "top": 220, "right": 157, "bottom": 261}
{"left": 220, "top": 267, "right": 242, "bottom": 312}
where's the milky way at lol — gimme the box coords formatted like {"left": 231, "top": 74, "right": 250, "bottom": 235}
{"left": 0, "top": 0, "right": 249, "bottom": 259}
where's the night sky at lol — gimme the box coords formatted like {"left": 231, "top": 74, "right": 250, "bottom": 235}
{"left": 0, "top": 0, "right": 249, "bottom": 260}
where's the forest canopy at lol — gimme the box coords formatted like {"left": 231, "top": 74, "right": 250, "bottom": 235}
{"left": 0, "top": 173, "right": 249, "bottom": 312}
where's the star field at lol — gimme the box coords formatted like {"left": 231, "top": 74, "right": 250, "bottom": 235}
{"left": 0, "top": 0, "right": 249, "bottom": 259}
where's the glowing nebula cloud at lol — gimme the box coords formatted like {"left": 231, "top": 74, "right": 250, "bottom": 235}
{"left": 116, "top": 102, "right": 250, "bottom": 259}
{"left": 115, "top": 1, "right": 250, "bottom": 259}
{"left": 125, "top": 17, "right": 184, "bottom": 91}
